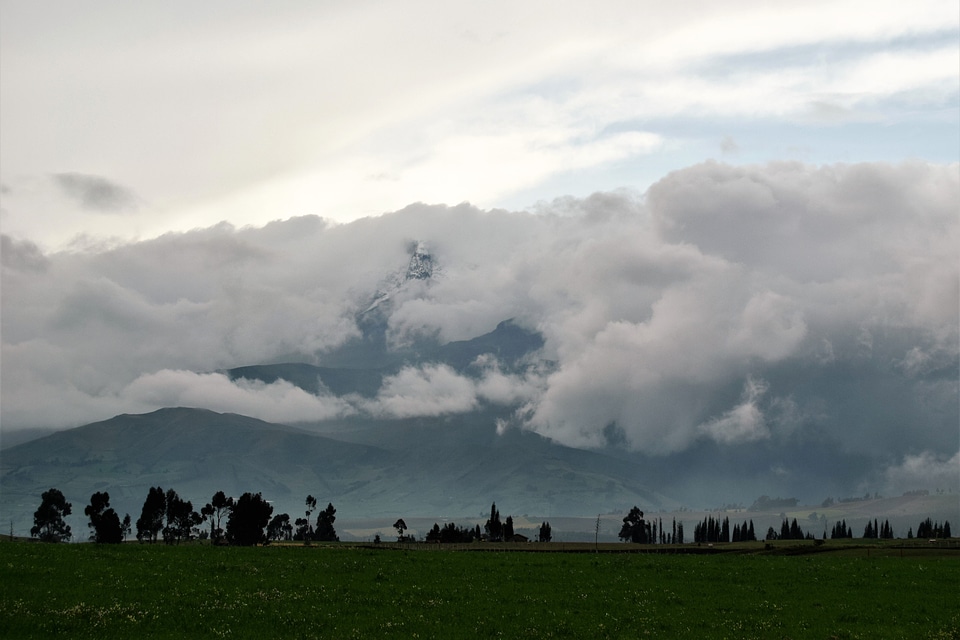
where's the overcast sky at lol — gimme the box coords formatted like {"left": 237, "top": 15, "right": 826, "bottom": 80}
{"left": 1, "top": 2, "right": 958, "bottom": 498}
{"left": 1, "top": 0, "right": 957, "bottom": 249}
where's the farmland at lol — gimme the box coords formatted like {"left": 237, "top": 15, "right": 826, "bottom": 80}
{"left": 1, "top": 540, "right": 957, "bottom": 638}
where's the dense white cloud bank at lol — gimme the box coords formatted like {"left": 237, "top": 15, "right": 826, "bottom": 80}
{"left": 2, "top": 162, "right": 957, "bottom": 484}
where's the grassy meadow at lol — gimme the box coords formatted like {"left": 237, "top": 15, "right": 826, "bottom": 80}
{"left": 1, "top": 540, "right": 957, "bottom": 639}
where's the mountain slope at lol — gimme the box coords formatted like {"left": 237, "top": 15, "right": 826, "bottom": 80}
{"left": 1, "top": 407, "right": 678, "bottom": 539}
{"left": 224, "top": 319, "right": 544, "bottom": 397}
{"left": 0, "top": 408, "right": 387, "bottom": 535}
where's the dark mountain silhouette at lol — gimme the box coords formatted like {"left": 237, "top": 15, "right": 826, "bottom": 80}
{"left": 224, "top": 319, "right": 544, "bottom": 396}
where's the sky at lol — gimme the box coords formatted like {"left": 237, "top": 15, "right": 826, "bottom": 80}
{"left": 1, "top": 1, "right": 958, "bottom": 499}
{"left": 1, "top": 0, "right": 957, "bottom": 249}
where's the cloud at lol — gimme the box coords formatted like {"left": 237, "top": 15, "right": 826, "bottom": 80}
{"left": 1, "top": 2, "right": 955, "bottom": 248}
{"left": 365, "top": 364, "right": 478, "bottom": 419}
{"left": 52, "top": 173, "right": 139, "bottom": 213}
{"left": 698, "top": 377, "right": 770, "bottom": 445}
{"left": 882, "top": 451, "right": 960, "bottom": 495}
{"left": 1, "top": 235, "right": 49, "bottom": 272}
{"left": 1, "top": 162, "right": 957, "bottom": 497}
{"left": 122, "top": 370, "right": 353, "bottom": 423}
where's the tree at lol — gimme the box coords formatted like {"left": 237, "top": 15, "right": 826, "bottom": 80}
{"left": 121, "top": 514, "right": 132, "bottom": 541}
{"left": 31, "top": 488, "right": 72, "bottom": 542}
{"left": 136, "top": 487, "right": 166, "bottom": 542}
{"left": 504, "top": 515, "right": 515, "bottom": 540}
{"left": 84, "top": 491, "right": 123, "bottom": 544}
{"left": 314, "top": 503, "right": 338, "bottom": 542}
{"left": 393, "top": 518, "right": 408, "bottom": 541}
{"left": 267, "top": 513, "right": 292, "bottom": 542}
{"left": 304, "top": 495, "right": 317, "bottom": 537}
{"left": 294, "top": 517, "right": 311, "bottom": 541}
{"left": 162, "top": 489, "right": 200, "bottom": 544}
{"left": 538, "top": 521, "right": 552, "bottom": 543}
{"left": 619, "top": 506, "right": 646, "bottom": 543}
{"left": 485, "top": 502, "right": 503, "bottom": 542}
{"left": 226, "top": 492, "right": 273, "bottom": 546}
{"left": 789, "top": 518, "right": 802, "bottom": 540}
{"left": 201, "top": 491, "right": 234, "bottom": 544}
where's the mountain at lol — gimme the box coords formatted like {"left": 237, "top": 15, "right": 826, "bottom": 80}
{"left": 223, "top": 319, "right": 544, "bottom": 397}
{"left": 1, "top": 406, "right": 679, "bottom": 540}
{"left": 225, "top": 363, "right": 386, "bottom": 397}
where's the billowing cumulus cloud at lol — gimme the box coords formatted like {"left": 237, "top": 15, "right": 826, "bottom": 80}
{"left": 365, "top": 364, "right": 478, "bottom": 419}
{"left": 1, "top": 161, "right": 957, "bottom": 496}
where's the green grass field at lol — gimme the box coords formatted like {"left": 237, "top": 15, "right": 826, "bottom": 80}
{"left": 1, "top": 540, "right": 957, "bottom": 639}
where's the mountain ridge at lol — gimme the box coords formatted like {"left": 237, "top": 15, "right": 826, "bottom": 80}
{"left": 0, "top": 406, "right": 679, "bottom": 539}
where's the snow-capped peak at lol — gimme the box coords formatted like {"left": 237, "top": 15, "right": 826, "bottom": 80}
{"left": 405, "top": 241, "right": 434, "bottom": 281}
{"left": 361, "top": 241, "right": 438, "bottom": 315}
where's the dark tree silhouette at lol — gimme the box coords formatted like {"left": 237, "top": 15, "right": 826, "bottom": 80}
{"left": 267, "top": 513, "right": 293, "bottom": 542}
{"left": 426, "top": 522, "right": 476, "bottom": 543}
{"left": 304, "top": 495, "right": 317, "bottom": 537}
{"left": 226, "top": 492, "right": 274, "bottom": 546}
{"left": 84, "top": 491, "right": 123, "bottom": 544}
{"left": 163, "top": 489, "right": 201, "bottom": 544}
{"left": 619, "top": 506, "right": 646, "bottom": 543}
{"left": 393, "top": 518, "right": 407, "bottom": 541}
{"left": 538, "top": 521, "right": 552, "bottom": 542}
{"left": 201, "top": 491, "right": 234, "bottom": 544}
{"left": 294, "top": 517, "right": 310, "bottom": 541}
{"left": 136, "top": 486, "right": 166, "bottom": 542}
{"left": 504, "top": 515, "right": 515, "bottom": 540}
{"left": 485, "top": 502, "right": 503, "bottom": 542}
{"left": 314, "top": 503, "right": 338, "bottom": 542}
{"left": 31, "top": 488, "right": 72, "bottom": 543}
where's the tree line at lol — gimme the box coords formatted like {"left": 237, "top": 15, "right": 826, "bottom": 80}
{"left": 29, "top": 489, "right": 953, "bottom": 545}
{"left": 618, "top": 507, "right": 686, "bottom": 544}
{"left": 29, "top": 487, "right": 337, "bottom": 546}
{"left": 404, "top": 503, "right": 553, "bottom": 544}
